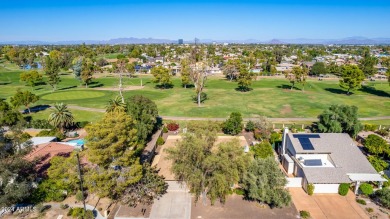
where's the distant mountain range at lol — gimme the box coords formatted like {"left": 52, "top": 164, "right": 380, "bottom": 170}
{"left": 1, "top": 36, "right": 390, "bottom": 45}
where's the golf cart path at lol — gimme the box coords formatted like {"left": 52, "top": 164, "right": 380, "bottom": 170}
{"left": 65, "top": 105, "right": 390, "bottom": 122}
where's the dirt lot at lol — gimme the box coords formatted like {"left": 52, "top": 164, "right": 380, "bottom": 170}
{"left": 191, "top": 194, "right": 298, "bottom": 219}
{"left": 289, "top": 188, "right": 369, "bottom": 219}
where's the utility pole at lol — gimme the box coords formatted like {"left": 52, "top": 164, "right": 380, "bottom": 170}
{"left": 76, "top": 153, "right": 87, "bottom": 213}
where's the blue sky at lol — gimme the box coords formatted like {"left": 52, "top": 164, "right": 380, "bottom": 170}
{"left": 1, "top": 0, "right": 389, "bottom": 41}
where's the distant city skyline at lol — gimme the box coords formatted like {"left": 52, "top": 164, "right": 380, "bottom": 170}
{"left": 1, "top": 0, "right": 390, "bottom": 42}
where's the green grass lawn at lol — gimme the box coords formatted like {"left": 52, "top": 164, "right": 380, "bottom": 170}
{"left": 1, "top": 62, "right": 390, "bottom": 122}
{"left": 28, "top": 109, "right": 103, "bottom": 123}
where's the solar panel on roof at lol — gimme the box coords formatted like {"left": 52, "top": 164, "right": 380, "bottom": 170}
{"left": 292, "top": 134, "right": 320, "bottom": 150}
{"left": 304, "top": 159, "right": 322, "bottom": 166}
{"left": 292, "top": 134, "right": 320, "bottom": 138}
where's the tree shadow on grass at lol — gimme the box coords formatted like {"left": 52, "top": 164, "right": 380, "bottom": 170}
{"left": 359, "top": 86, "right": 390, "bottom": 98}
{"left": 58, "top": 85, "right": 77, "bottom": 91}
{"left": 235, "top": 87, "right": 253, "bottom": 92}
{"left": 89, "top": 81, "right": 104, "bottom": 88}
{"left": 0, "top": 82, "right": 11, "bottom": 85}
{"left": 155, "top": 84, "right": 174, "bottom": 89}
{"left": 276, "top": 84, "right": 302, "bottom": 91}
{"left": 23, "top": 104, "right": 51, "bottom": 114}
{"left": 324, "top": 88, "right": 352, "bottom": 95}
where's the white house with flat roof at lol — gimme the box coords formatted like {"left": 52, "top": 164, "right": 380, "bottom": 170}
{"left": 280, "top": 128, "right": 386, "bottom": 194}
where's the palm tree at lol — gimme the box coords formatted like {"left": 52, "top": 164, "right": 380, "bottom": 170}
{"left": 48, "top": 103, "right": 74, "bottom": 132}
{"left": 106, "top": 96, "right": 126, "bottom": 113}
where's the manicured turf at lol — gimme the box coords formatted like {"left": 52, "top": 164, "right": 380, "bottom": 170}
{"left": 28, "top": 109, "right": 103, "bottom": 123}
{"left": 41, "top": 91, "right": 106, "bottom": 100}
{"left": 1, "top": 61, "right": 390, "bottom": 122}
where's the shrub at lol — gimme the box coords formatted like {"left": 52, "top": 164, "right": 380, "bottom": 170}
{"left": 192, "top": 92, "right": 208, "bottom": 103}
{"left": 233, "top": 188, "right": 245, "bottom": 195}
{"left": 75, "top": 190, "right": 84, "bottom": 202}
{"left": 251, "top": 141, "right": 273, "bottom": 158}
{"left": 300, "top": 210, "right": 311, "bottom": 219}
{"left": 29, "top": 119, "right": 53, "bottom": 129}
{"left": 245, "top": 120, "right": 255, "bottom": 132}
{"left": 157, "top": 137, "right": 165, "bottom": 146}
{"left": 77, "top": 121, "right": 90, "bottom": 128}
{"left": 307, "top": 184, "right": 315, "bottom": 196}
{"left": 270, "top": 132, "right": 281, "bottom": 144}
{"left": 377, "top": 129, "right": 389, "bottom": 137}
{"left": 373, "top": 188, "right": 390, "bottom": 208}
{"left": 166, "top": 123, "right": 179, "bottom": 131}
{"left": 162, "top": 126, "right": 168, "bottom": 133}
{"left": 36, "top": 129, "right": 65, "bottom": 140}
{"left": 364, "top": 124, "right": 378, "bottom": 131}
{"left": 338, "top": 183, "right": 350, "bottom": 196}
{"left": 222, "top": 112, "right": 243, "bottom": 135}
{"left": 365, "top": 207, "right": 374, "bottom": 213}
{"left": 35, "top": 204, "right": 50, "bottom": 213}
{"left": 359, "top": 183, "right": 373, "bottom": 196}
{"left": 356, "top": 199, "right": 367, "bottom": 205}
{"left": 68, "top": 207, "right": 94, "bottom": 219}
{"left": 368, "top": 155, "right": 389, "bottom": 172}
{"left": 60, "top": 204, "right": 69, "bottom": 209}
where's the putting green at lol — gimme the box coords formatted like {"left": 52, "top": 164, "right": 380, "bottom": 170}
{"left": 41, "top": 91, "right": 106, "bottom": 100}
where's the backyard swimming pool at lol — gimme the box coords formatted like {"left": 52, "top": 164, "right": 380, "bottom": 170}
{"left": 67, "top": 139, "right": 85, "bottom": 146}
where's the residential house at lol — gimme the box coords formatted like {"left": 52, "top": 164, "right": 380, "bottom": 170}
{"left": 280, "top": 128, "right": 386, "bottom": 194}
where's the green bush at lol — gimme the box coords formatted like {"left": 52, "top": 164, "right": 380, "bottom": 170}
{"left": 77, "top": 121, "right": 90, "bottom": 128}
{"left": 76, "top": 190, "right": 84, "bottom": 202}
{"left": 245, "top": 120, "right": 255, "bottom": 132}
{"left": 373, "top": 188, "right": 390, "bottom": 208}
{"left": 68, "top": 207, "right": 94, "bottom": 219}
{"left": 60, "top": 204, "right": 69, "bottom": 209}
{"left": 359, "top": 183, "right": 374, "bottom": 196}
{"left": 29, "top": 119, "right": 53, "bottom": 129}
{"left": 356, "top": 199, "right": 367, "bottom": 205}
{"left": 233, "top": 188, "right": 245, "bottom": 195}
{"left": 162, "top": 126, "right": 168, "bottom": 133}
{"left": 300, "top": 210, "right": 311, "bottom": 219}
{"left": 157, "top": 137, "right": 165, "bottom": 146}
{"left": 270, "top": 132, "right": 281, "bottom": 144}
{"left": 250, "top": 141, "right": 273, "bottom": 158}
{"left": 36, "top": 129, "right": 65, "bottom": 140}
{"left": 364, "top": 124, "right": 378, "bottom": 131}
{"left": 307, "top": 184, "right": 315, "bottom": 196}
{"left": 222, "top": 112, "right": 243, "bottom": 135}
{"left": 338, "top": 183, "right": 350, "bottom": 196}
{"left": 365, "top": 207, "right": 374, "bottom": 213}
{"left": 368, "top": 155, "right": 389, "bottom": 172}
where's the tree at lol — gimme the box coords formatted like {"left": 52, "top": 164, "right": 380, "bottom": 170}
{"left": 85, "top": 111, "right": 140, "bottom": 167}
{"left": 285, "top": 66, "right": 307, "bottom": 91}
{"left": 241, "top": 157, "right": 291, "bottom": 208}
{"left": 48, "top": 103, "right": 74, "bottom": 132}
{"left": 44, "top": 56, "right": 61, "bottom": 91}
{"left": 121, "top": 164, "right": 168, "bottom": 207}
{"left": 339, "top": 65, "right": 365, "bottom": 95}
{"left": 81, "top": 58, "right": 94, "bottom": 88}
{"left": 223, "top": 60, "right": 240, "bottom": 81}
{"left": 364, "top": 134, "right": 389, "bottom": 156}
{"left": 166, "top": 130, "right": 250, "bottom": 205}
{"left": 72, "top": 58, "right": 82, "bottom": 81}
{"left": 0, "top": 130, "right": 36, "bottom": 207}
{"left": 151, "top": 66, "right": 172, "bottom": 89}
{"left": 106, "top": 96, "right": 126, "bottom": 113}
{"left": 180, "top": 59, "right": 192, "bottom": 88}
{"left": 368, "top": 156, "right": 389, "bottom": 172}
{"left": 373, "top": 188, "right": 390, "bottom": 208}
{"left": 126, "top": 95, "right": 159, "bottom": 143}
{"left": 85, "top": 112, "right": 143, "bottom": 199}
{"left": 387, "top": 68, "right": 390, "bottom": 86}
{"left": 251, "top": 141, "right": 274, "bottom": 158}
{"left": 10, "top": 89, "right": 39, "bottom": 114}
{"left": 33, "top": 153, "right": 81, "bottom": 202}
{"left": 317, "top": 105, "right": 362, "bottom": 138}
{"left": 359, "top": 50, "right": 378, "bottom": 77}
{"left": 222, "top": 112, "right": 243, "bottom": 135}
{"left": 245, "top": 120, "right": 255, "bottom": 132}
{"left": 311, "top": 62, "right": 328, "bottom": 76}
{"left": 328, "top": 62, "right": 342, "bottom": 76}
{"left": 237, "top": 64, "right": 253, "bottom": 92}
{"left": 0, "top": 99, "right": 22, "bottom": 126}
{"left": 20, "top": 70, "right": 43, "bottom": 90}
